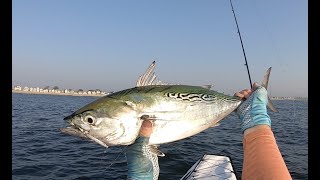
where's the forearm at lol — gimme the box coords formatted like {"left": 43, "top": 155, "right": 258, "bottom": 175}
{"left": 242, "top": 125, "right": 292, "bottom": 180}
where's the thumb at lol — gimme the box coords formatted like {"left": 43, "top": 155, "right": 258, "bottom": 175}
{"left": 139, "top": 120, "right": 153, "bottom": 137}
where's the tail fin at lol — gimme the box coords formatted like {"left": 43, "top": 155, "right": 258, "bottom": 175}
{"left": 261, "top": 67, "right": 278, "bottom": 112}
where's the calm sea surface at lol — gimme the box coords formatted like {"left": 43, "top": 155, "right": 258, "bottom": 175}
{"left": 12, "top": 93, "right": 308, "bottom": 180}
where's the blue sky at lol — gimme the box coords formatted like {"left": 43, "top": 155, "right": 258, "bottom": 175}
{"left": 12, "top": 0, "right": 307, "bottom": 97}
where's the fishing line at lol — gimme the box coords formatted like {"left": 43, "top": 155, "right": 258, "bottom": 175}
{"left": 250, "top": 1, "right": 285, "bottom": 72}
{"left": 99, "top": 147, "right": 108, "bottom": 165}
{"left": 229, "top": 0, "right": 253, "bottom": 88}
{"left": 103, "top": 146, "right": 129, "bottom": 171}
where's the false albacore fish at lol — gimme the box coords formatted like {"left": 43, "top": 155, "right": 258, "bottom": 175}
{"left": 60, "top": 61, "right": 277, "bottom": 148}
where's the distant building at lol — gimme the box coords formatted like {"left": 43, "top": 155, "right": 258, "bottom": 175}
{"left": 13, "top": 86, "right": 22, "bottom": 91}
{"left": 13, "top": 85, "right": 112, "bottom": 97}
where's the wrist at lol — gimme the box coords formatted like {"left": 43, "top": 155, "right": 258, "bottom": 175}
{"left": 243, "top": 124, "right": 271, "bottom": 137}
{"left": 241, "top": 112, "right": 271, "bottom": 132}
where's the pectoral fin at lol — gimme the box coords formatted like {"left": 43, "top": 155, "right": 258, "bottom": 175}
{"left": 211, "top": 123, "right": 220, "bottom": 127}
{"left": 149, "top": 145, "right": 165, "bottom": 157}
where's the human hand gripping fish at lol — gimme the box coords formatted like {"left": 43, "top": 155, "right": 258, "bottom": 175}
{"left": 235, "top": 82, "right": 291, "bottom": 179}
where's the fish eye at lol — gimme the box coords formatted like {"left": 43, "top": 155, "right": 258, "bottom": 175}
{"left": 84, "top": 115, "right": 95, "bottom": 124}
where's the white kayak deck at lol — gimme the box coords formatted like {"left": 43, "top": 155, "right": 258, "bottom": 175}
{"left": 180, "top": 154, "right": 237, "bottom": 180}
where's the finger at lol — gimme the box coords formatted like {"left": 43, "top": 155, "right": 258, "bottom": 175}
{"left": 240, "top": 89, "right": 251, "bottom": 99}
{"left": 139, "top": 120, "right": 153, "bottom": 137}
{"left": 234, "top": 92, "right": 245, "bottom": 99}
{"left": 235, "top": 89, "right": 248, "bottom": 99}
{"left": 234, "top": 88, "right": 252, "bottom": 100}
{"left": 243, "top": 89, "right": 252, "bottom": 99}
{"left": 252, "top": 82, "right": 259, "bottom": 90}
{"left": 141, "top": 120, "right": 152, "bottom": 128}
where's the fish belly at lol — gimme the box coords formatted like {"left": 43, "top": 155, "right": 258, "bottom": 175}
{"left": 146, "top": 101, "right": 240, "bottom": 145}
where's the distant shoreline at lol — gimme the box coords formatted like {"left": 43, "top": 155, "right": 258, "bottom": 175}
{"left": 270, "top": 97, "right": 308, "bottom": 101}
{"left": 12, "top": 90, "right": 105, "bottom": 97}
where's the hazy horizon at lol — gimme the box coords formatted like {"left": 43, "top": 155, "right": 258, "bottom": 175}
{"left": 13, "top": 0, "right": 307, "bottom": 97}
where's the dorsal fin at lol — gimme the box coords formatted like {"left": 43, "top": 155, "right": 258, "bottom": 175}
{"left": 136, "top": 61, "right": 168, "bottom": 87}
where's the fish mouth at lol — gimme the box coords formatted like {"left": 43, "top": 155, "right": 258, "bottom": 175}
{"left": 60, "top": 125, "right": 109, "bottom": 148}
{"left": 60, "top": 126, "right": 88, "bottom": 138}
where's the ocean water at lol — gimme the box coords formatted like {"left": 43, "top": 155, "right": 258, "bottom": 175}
{"left": 12, "top": 93, "right": 308, "bottom": 180}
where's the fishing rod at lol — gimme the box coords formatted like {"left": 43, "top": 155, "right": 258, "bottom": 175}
{"left": 229, "top": 0, "right": 253, "bottom": 88}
